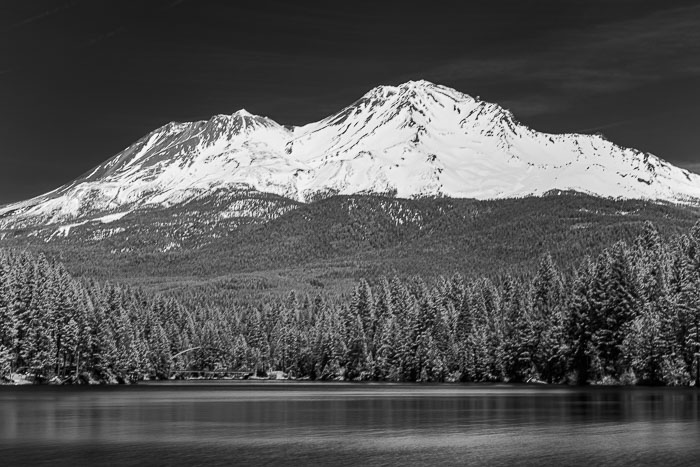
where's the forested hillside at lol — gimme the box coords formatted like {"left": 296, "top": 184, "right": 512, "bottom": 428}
{"left": 3, "top": 194, "right": 699, "bottom": 301}
{"left": 2, "top": 220, "right": 700, "bottom": 386}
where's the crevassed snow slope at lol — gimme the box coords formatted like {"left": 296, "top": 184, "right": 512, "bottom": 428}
{"left": 1, "top": 80, "right": 699, "bottom": 228}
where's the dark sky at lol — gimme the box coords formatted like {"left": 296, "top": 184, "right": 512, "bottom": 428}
{"left": 1, "top": 0, "right": 699, "bottom": 204}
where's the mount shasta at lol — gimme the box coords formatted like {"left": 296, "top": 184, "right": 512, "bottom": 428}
{"left": 1, "top": 80, "right": 699, "bottom": 233}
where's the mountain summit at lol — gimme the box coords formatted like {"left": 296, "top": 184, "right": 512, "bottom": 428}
{"left": 2, "top": 80, "right": 699, "bottom": 229}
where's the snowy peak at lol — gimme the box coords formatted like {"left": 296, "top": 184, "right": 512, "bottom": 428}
{"left": 323, "top": 80, "right": 477, "bottom": 129}
{"left": 78, "top": 110, "right": 287, "bottom": 184}
{"left": 300, "top": 80, "right": 517, "bottom": 150}
{"left": 1, "top": 80, "right": 699, "bottom": 230}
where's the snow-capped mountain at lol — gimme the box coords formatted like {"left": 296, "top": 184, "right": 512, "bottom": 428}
{"left": 2, "top": 80, "right": 699, "bottom": 230}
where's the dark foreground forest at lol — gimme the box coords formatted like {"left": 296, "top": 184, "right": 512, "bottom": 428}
{"left": 1, "top": 220, "right": 700, "bottom": 386}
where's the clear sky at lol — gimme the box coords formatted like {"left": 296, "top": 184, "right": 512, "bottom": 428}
{"left": 1, "top": 0, "right": 699, "bottom": 203}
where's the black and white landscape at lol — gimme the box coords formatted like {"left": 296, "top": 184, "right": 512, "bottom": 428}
{"left": 3, "top": 76, "right": 700, "bottom": 384}
{"left": 2, "top": 1, "right": 700, "bottom": 466}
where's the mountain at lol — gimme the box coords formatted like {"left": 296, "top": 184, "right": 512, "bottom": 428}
{"left": 1, "top": 80, "right": 699, "bottom": 234}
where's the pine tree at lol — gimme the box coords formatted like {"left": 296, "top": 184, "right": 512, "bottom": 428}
{"left": 0, "top": 253, "right": 17, "bottom": 376}
{"left": 592, "top": 243, "right": 640, "bottom": 379}
{"left": 350, "top": 279, "right": 376, "bottom": 368}
{"left": 528, "top": 254, "right": 566, "bottom": 383}
{"left": 566, "top": 257, "right": 598, "bottom": 384}
{"left": 624, "top": 297, "right": 672, "bottom": 385}
{"left": 148, "top": 321, "right": 172, "bottom": 379}
{"left": 499, "top": 276, "right": 532, "bottom": 382}
{"left": 666, "top": 235, "right": 698, "bottom": 385}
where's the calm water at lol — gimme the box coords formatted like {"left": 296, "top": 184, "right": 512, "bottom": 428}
{"left": 0, "top": 382, "right": 698, "bottom": 466}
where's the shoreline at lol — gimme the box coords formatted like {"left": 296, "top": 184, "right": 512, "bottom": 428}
{"left": 4, "top": 372, "right": 696, "bottom": 388}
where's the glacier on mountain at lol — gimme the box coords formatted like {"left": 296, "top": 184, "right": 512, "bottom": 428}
{"left": 1, "top": 80, "right": 699, "bottom": 229}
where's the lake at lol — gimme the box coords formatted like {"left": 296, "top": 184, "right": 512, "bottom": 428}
{"left": 0, "top": 382, "right": 698, "bottom": 466}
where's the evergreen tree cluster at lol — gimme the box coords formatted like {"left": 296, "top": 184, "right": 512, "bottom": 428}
{"left": 2, "top": 220, "right": 700, "bottom": 385}
{"left": 0, "top": 250, "right": 182, "bottom": 382}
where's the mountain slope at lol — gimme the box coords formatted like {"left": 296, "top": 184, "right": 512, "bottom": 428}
{"left": 3, "top": 194, "right": 699, "bottom": 299}
{"left": 1, "top": 80, "right": 699, "bottom": 231}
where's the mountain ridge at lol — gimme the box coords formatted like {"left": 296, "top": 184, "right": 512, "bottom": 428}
{"left": 1, "top": 80, "right": 699, "bottom": 231}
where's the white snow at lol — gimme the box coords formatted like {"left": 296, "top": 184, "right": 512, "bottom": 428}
{"left": 46, "top": 211, "right": 131, "bottom": 238}
{"left": 53, "top": 220, "right": 90, "bottom": 238}
{"left": 122, "top": 132, "right": 161, "bottom": 169}
{"left": 96, "top": 212, "right": 130, "bottom": 223}
{"left": 1, "top": 80, "right": 699, "bottom": 229}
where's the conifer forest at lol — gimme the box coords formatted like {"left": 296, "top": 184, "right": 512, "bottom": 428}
{"left": 2, "top": 220, "right": 700, "bottom": 386}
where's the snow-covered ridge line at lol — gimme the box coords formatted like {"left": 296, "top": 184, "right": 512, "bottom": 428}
{"left": 1, "top": 79, "right": 699, "bottom": 229}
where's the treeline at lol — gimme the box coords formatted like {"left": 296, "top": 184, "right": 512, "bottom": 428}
{"left": 16, "top": 194, "right": 697, "bottom": 297}
{"left": 2, "top": 220, "right": 700, "bottom": 385}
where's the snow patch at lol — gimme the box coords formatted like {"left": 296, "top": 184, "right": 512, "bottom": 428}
{"left": 47, "top": 211, "right": 130, "bottom": 239}
{"left": 96, "top": 212, "right": 130, "bottom": 223}
{"left": 53, "top": 220, "right": 90, "bottom": 238}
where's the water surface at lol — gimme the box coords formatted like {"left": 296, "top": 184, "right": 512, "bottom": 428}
{"left": 1, "top": 382, "right": 698, "bottom": 466}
